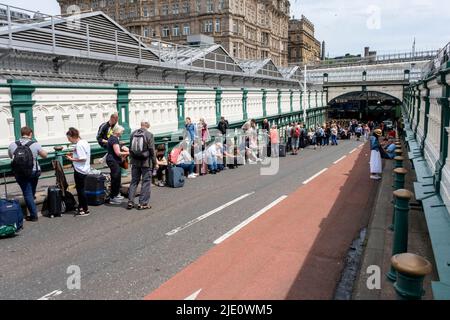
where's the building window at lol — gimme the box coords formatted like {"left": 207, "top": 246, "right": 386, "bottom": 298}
{"left": 172, "top": 3, "right": 179, "bottom": 15}
{"left": 196, "top": 0, "right": 201, "bottom": 13}
{"left": 173, "top": 25, "right": 180, "bottom": 37}
{"left": 162, "top": 26, "right": 170, "bottom": 37}
{"left": 215, "top": 19, "right": 221, "bottom": 32}
{"left": 143, "top": 27, "right": 149, "bottom": 38}
{"left": 143, "top": 6, "right": 148, "bottom": 17}
{"left": 204, "top": 20, "right": 213, "bottom": 33}
{"left": 162, "top": 4, "right": 169, "bottom": 15}
{"left": 233, "top": 21, "right": 238, "bottom": 34}
{"left": 206, "top": 0, "right": 213, "bottom": 12}
{"left": 183, "top": 24, "right": 191, "bottom": 36}
{"left": 218, "top": 0, "right": 225, "bottom": 10}
{"left": 183, "top": 1, "right": 190, "bottom": 14}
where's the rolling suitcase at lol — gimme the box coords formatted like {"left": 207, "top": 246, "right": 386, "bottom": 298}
{"left": 279, "top": 144, "right": 287, "bottom": 157}
{"left": 166, "top": 166, "right": 185, "bottom": 188}
{"left": 0, "top": 174, "right": 24, "bottom": 237}
{"left": 47, "top": 186, "right": 63, "bottom": 218}
{"left": 85, "top": 174, "right": 106, "bottom": 206}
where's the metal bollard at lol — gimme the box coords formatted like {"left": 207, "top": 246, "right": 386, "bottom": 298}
{"left": 394, "top": 156, "right": 404, "bottom": 169}
{"left": 390, "top": 168, "right": 408, "bottom": 231}
{"left": 387, "top": 189, "right": 413, "bottom": 281}
{"left": 54, "top": 146, "right": 65, "bottom": 167}
{"left": 391, "top": 253, "right": 432, "bottom": 300}
{"left": 395, "top": 149, "right": 403, "bottom": 157}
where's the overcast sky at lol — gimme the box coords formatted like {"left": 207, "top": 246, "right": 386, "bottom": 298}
{"left": 3, "top": 0, "right": 449, "bottom": 57}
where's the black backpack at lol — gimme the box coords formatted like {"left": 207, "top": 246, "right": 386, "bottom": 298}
{"left": 130, "top": 130, "right": 150, "bottom": 160}
{"left": 11, "top": 141, "right": 36, "bottom": 178}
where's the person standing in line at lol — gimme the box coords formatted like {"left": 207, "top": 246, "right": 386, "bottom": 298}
{"left": 331, "top": 125, "right": 338, "bottom": 146}
{"left": 270, "top": 124, "right": 279, "bottom": 158}
{"left": 286, "top": 123, "right": 293, "bottom": 153}
{"left": 370, "top": 129, "right": 383, "bottom": 180}
{"left": 291, "top": 122, "right": 300, "bottom": 155}
{"left": 8, "top": 126, "right": 48, "bottom": 222}
{"left": 66, "top": 127, "right": 91, "bottom": 217}
{"left": 127, "top": 121, "right": 157, "bottom": 210}
{"left": 106, "top": 125, "right": 129, "bottom": 205}
{"left": 218, "top": 116, "right": 229, "bottom": 144}
{"left": 185, "top": 117, "right": 196, "bottom": 145}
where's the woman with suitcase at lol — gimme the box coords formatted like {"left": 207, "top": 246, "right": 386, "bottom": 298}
{"left": 66, "top": 127, "right": 91, "bottom": 217}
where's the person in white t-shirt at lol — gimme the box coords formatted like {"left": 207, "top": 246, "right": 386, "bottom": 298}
{"left": 66, "top": 127, "right": 91, "bottom": 217}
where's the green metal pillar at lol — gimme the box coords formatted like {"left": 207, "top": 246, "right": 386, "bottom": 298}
{"left": 262, "top": 89, "right": 267, "bottom": 117}
{"left": 215, "top": 87, "right": 222, "bottom": 125}
{"left": 289, "top": 89, "right": 293, "bottom": 113}
{"left": 414, "top": 85, "right": 421, "bottom": 139}
{"left": 277, "top": 89, "right": 282, "bottom": 115}
{"left": 420, "top": 82, "right": 431, "bottom": 154}
{"left": 8, "top": 79, "right": 35, "bottom": 139}
{"left": 242, "top": 88, "right": 248, "bottom": 121}
{"left": 390, "top": 168, "right": 408, "bottom": 231}
{"left": 115, "top": 83, "right": 131, "bottom": 140}
{"left": 387, "top": 189, "right": 413, "bottom": 282}
{"left": 176, "top": 85, "right": 186, "bottom": 130}
{"left": 434, "top": 65, "right": 450, "bottom": 193}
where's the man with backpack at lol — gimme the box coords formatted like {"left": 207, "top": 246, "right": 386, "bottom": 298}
{"left": 8, "top": 126, "right": 48, "bottom": 222}
{"left": 127, "top": 120, "right": 157, "bottom": 210}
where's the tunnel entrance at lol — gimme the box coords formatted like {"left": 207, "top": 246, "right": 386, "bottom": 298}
{"left": 327, "top": 91, "right": 401, "bottom": 123}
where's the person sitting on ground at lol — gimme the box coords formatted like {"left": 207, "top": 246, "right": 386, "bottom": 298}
{"left": 206, "top": 142, "right": 219, "bottom": 174}
{"left": 8, "top": 126, "right": 48, "bottom": 222}
{"left": 155, "top": 144, "right": 168, "bottom": 187}
{"left": 176, "top": 142, "right": 197, "bottom": 179}
{"left": 381, "top": 138, "right": 396, "bottom": 159}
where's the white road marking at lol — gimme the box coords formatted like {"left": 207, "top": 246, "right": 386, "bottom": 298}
{"left": 213, "top": 195, "right": 288, "bottom": 245}
{"left": 333, "top": 155, "right": 347, "bottom": 165}
{"left": 302, "top": 168, "right": 328, "bottom": 185}
{"left": 184, "top": 289, "right": 202, "bottom": 300}
{"left": 38, "top": 290, "right": 63, "bottom": 300}
{"left": 349, "top": 148, "right": 358, "bottom": 154}
{"left": 166, "top": 192, "right": 255, "bottom": 236}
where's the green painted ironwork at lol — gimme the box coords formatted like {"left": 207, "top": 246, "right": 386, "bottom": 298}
{"left": 8, "top": 79, "right": 35, "bottom": 139}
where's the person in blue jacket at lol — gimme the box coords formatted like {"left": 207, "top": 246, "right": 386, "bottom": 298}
{"left": 370, "top": 129, "right": 383, "bottom": 180}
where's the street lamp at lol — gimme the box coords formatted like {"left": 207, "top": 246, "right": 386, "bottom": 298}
{"left": 404, "top": 69, "right": 410, "bottom": 81}
{"left": 362, "top": 70, "right": 367, "bottom": 82}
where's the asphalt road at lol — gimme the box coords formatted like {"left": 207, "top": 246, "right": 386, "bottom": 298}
{"left": 0, "top": 139, "right": 365, "bottom": 300}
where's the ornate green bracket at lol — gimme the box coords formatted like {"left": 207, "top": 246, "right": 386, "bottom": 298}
{"left": 289, "top": 89, "right": 293, "bottom": 113}
{"left": 414, "top": 85, "right": 421, "bottom": 139}
{"left": 176, "top": 85, "right": 186, "bottom": 130}
{"left": 421, "top": 83, "right": 430, "bottom": 154}
{"left": 8, "top": 79, "right": 35, "bottom": 139}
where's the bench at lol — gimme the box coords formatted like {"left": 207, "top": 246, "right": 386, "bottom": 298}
{"left": 421, "top": 194, "right": 450, "bottom": 300}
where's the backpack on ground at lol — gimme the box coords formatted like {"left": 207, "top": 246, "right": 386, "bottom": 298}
{"left": 169, "top": 147, "right": 182, "bottom": 164}
{"left": 0, "top": 174, "right": 23, "bottom": 238}
{"left": 11, "top": 141, "right": 36, "bottom": 178}
{"left": 130, "top": 130, "right": 150, "bottom": 160}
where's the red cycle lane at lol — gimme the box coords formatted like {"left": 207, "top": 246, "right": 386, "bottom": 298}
{"left": 145, "top": 144, "right": 378, "bottom": 300}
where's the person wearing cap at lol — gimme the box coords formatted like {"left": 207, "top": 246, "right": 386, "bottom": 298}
{"left": 370, "top": 129, "right": 383, "bottom": 180}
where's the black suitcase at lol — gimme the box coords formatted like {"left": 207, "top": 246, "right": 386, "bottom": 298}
{"left": 47, "top": 186, "right": 62, "bottom": 218}
{"left": 279, "top": 144, "right": 287, "bottom": 157}
{"left": 85, "top": 174, "right": 106, "bottom": 206}
{"left": 166, "top": 166, "right": 185, "bottom": 188}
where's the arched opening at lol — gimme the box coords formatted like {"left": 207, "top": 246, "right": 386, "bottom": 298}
{"left": 328, "top": 91, "right": 402, "bottom": 123}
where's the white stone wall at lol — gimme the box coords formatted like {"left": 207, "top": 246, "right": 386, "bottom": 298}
{"left": 247, "top": 90, "right": 263, "bottom": 120}
{"left": 280, "top": 90, "right": 291, "bottom": 113}
{"left": 292, "top": 91, "right": 300, "bottom": 111}
{"left": 184, "top": 90, "right": 217, "bottom": 127}
{"left": 266, "top": 90, "right": 278, "bottom": 116}
{"left": 32, "top": 88, "right": 117, "bottom": 146}
{"left": 0, "top": 87, "right": 13, "bottom": 153}
{"left": 221, "top": 90, "right": 244, "bottom": 123}
{"left": 424, "top": 79, "right": 441, "bottom": 174}
{"left": 129, "top": 90, "right": 178, "bottom": 135}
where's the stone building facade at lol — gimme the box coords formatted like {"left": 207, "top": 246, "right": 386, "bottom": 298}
{"left": 288, "top": 15, "right": 321, "bottom": 64}
{"left": 57, "top": 0, "right": 290, "bottom": 66}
